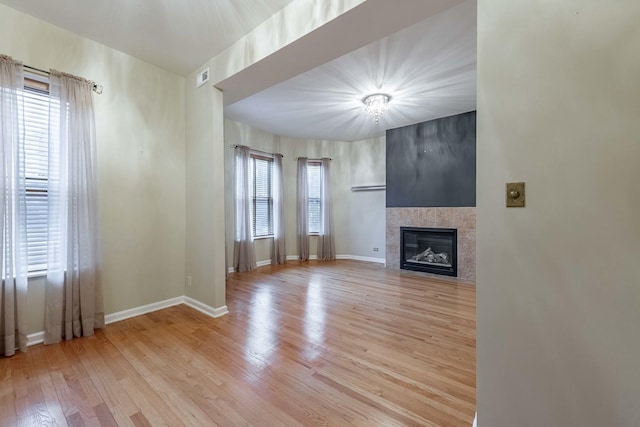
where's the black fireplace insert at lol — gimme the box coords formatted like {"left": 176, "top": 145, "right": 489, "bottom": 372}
{"left": 400, "top": 227, "right": 457, "bottom": 276}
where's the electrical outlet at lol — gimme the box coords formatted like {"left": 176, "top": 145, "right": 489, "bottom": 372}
{"left": 373, "top": 248, "right": 379, "bottom": 252}
{"left": 187, "top": 276, "right": 192, "bottom": 287}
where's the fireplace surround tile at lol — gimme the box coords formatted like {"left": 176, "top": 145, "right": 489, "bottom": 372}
{"left": 386, "top": 207, "right": 476, "bottom": 282}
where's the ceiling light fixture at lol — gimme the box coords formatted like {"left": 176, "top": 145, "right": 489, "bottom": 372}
{"left": 362, "top": 93, "right": 391, "bottom": 123}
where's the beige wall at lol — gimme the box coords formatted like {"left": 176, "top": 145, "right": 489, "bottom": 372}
{"left": 477, "top": 1, "right": 640, "bottom": 425}
{"left": 349, "top": 137, "right": 386, "bottom": 260}
{"left": 0, "top": 4, "right": 187, "bottom": 333}
{"left": 184, "top": 80, "right": 226, "bottom": 310}
{"left": 224, "top": 120, "right": 386, "bottom": 268}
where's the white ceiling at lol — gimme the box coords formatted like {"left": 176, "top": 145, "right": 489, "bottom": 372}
{"left": 0, "top": 0, "right": 296, "bottom": 75}
{"left": 224, "top": 0, "right": 477, "bottom": 141}
{"left": 0, "top": 0, "right": 477, "bottom": 142}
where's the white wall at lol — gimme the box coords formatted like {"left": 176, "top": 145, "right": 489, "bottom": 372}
{"left": 184, "top": 80, "right": 226, "bottom": 311}
{"left": 477, "top": 1, "right": 640, "bottom": 426}
{"left": 224, "top": 120, "right": 386, "bottom": 268}
{"left": 349, "top": 137, "right": 386, "bottom": 260}
{"left": 0, "top": 4, "right": 187, "bottom": 333}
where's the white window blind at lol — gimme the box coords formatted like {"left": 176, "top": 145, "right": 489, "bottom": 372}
{"left": 251, "top": 156, "right": 273, "bottom": 238}
{"left": 23, "top": 83, "right": 50, "bottom": 273}
{"left": 307, "top": 162, "right": 321, "bottom": 234}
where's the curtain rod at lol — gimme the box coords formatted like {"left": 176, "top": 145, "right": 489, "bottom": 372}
{"left": 24, "top": 65, "right": 103, "bottom": 95}
{"left": 229, "top": 144, "right": 283, "bottom": 158}
{"left": 296, "top": 157, "right": 332, "bottom": 161}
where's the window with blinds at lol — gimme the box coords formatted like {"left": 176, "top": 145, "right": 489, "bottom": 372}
{"left": 23, "top": 80, "right": 50, "bottom": 273}
{"left": 251, "top": 155, "right": 273, "bottom": 238}
{"left": 307, "top": 162, "right": 321, "bottom": 234}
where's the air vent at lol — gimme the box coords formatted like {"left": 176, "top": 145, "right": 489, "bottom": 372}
{"left": 196, "top": 67, "right": 209, "bottom": 88}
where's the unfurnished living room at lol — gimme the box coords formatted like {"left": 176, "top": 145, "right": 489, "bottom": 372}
{"left": 1, "top": 1, "right": 638, "bottom": 426}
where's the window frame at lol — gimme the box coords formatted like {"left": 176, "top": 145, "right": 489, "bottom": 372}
{"left": 250, "top": 153, "right": 274, "bottom": 239}
{"left": 307, "top": 160, "right": 322, "bottom": 235}
{"left": 23, "top": 75, "right": 51, "bottom": 276}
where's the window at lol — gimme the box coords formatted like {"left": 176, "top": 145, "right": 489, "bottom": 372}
{"left": 307, "top": 161, "right": 321, "bottom": 234}
{"left": 251, "top": 155, "right": 273, "bottom": 238}
{"left": 23, "top": 79, "right": 50, "bottom": 273}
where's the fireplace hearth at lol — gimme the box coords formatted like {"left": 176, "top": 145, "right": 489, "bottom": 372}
{"left": 400, "top": 227, "right": 457, "bottom": 276}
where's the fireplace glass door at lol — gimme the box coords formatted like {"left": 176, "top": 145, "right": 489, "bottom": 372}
{"left": 400, "top": 227, "right": 457, "bottom": 276}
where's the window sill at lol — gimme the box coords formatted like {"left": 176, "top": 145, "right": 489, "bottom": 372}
{"left": 28, "top": 270, "right": 47, "bottom": 279}
{"left": 253, "top": 235, "right": 274, "bottom": 241}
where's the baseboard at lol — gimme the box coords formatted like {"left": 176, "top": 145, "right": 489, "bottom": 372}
{"left": 105, "top": 296, "right": 185, "bottom": 325}
{"left": 228, "top": 258, "right": 275, "bottom": 273}
{"left": 285, "top": 255, "right": 318, "bottom": 261}
{"left": 336, "top": 255, "right": 385, "bottom": 264}
{"left": 27, "top": 295, "right": 228, "bottom": 347}
{"left": 184, "top": 296, "right": 229, "bottom": 318}
{"left": 27, "top": 331, "right": 45, "bottom": 346}
{"left": 286, "top": 255, "right": 318, "bottom": 261}
{"left": 227, "top": 255, "right": 385, "bottom": 267}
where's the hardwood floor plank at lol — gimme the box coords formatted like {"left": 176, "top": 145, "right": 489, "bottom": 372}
{"left": 1, "top": 260, "right": 475, "bottom": 426}
{"left": 129, "top": 412, "right": 153, "bottom": 427}
{"left": 94, "top": 402, "right": 119, "bottom": 427}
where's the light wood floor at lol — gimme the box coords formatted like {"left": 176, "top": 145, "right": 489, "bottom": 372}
{"left": 0, "top": 260, "right": 476, "bottom": 426}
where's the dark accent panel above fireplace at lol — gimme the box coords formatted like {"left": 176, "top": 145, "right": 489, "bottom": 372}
{"left": 401, "top": 227, "right": 457, "bottom": 276}
{"left": 386, "top": 111, "right": 476, "bottom": 208}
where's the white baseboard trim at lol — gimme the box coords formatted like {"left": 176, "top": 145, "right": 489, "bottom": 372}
{"left": 105, "top": 296, "right": 184, "bottom": 325}
{"left": 228, "top": 258, "right": 273, "bottom": 273}
{"left": 473, "top": 412, "right": 477, "bottom": 427}
{"left": 228, "top": 255, "right": 385, "bottom": 270}
{"left": 27, "top": 295, "right": 228, "bottom": 347}
{"left": 285, "top": 255, "right": 319, "bottom": 261}
{"left": 336, "top": 255, "right": 385, "bottom": 264}
{"left": 184, "top": 296, "right": 229, "bottom": 318}
{"left": 27, "top": 331, "right": 45, "bottom": 346}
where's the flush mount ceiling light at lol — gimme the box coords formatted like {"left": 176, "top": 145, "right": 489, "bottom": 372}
{"left": 362, "top": 93, "right": 392, "bottom": 123}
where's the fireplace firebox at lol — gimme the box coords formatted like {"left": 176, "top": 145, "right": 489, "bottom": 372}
{"left": 400, "top": 227, "right": 457, "bottom": 276}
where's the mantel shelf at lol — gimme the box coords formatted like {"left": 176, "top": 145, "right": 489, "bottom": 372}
{"left": 351, "top": 185, "right": 386, "bottom": 192}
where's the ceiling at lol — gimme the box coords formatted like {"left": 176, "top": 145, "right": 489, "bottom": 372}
{"left": 0, "top": 0, "right": 477, "bottom": 142}
{"left": 224, "top": 0, "right": 476, "bottom": 141}
{"left": 0, "top": 0, "right": 297, "bottom": 75}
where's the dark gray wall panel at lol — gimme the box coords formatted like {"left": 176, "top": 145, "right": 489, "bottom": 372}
{"left": 386, "top": 111, "right": 476, "bottom": 207}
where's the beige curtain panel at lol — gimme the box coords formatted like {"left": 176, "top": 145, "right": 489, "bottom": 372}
{"left": 296, "top": 158, "right": 309, "bottom": 261}
{"left": 233, "top": 145, "right": 256, "bottom": 272}
{"left": 271, "top": 153, "right": 286, "bottom": 265}
{"left": 44, "top": 70, "right": 104, "bottom": 344}
{"left": 317, "top": 158, "right": 335, "bottom": 260}
{"left": 0, "top": 55, "right": 29, "bottom": 357}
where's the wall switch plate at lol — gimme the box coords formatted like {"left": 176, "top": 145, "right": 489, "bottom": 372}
{"left": 196, "top": 68, "right": 209, "bottom": 88}
{"left": 506, "top": 182, "right": 525, "bottom": 207}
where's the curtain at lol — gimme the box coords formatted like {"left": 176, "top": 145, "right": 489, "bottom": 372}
{"left": 317, "top": 158, "right": 335, "bottom": 260}
{"left": 296, "top": 158, "right": 309, "bottom": 261}
{"left": 44, "top": 70, "right": 104, "bottom": 344}
{"left": 271, "top": 153, "right": 286, "bottom": 265}
{"left": 0, "top": 55, "right": 28, "bottom": 357}
{"left": 233, "top": 145, "right": 256, "bottom": 272}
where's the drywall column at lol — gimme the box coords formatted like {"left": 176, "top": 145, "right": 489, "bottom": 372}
{"left": 185, "top": 80, "right": 227, "bottom": 314}
{"left": 477, "top": 1, "right": 640, "bottom": 426}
